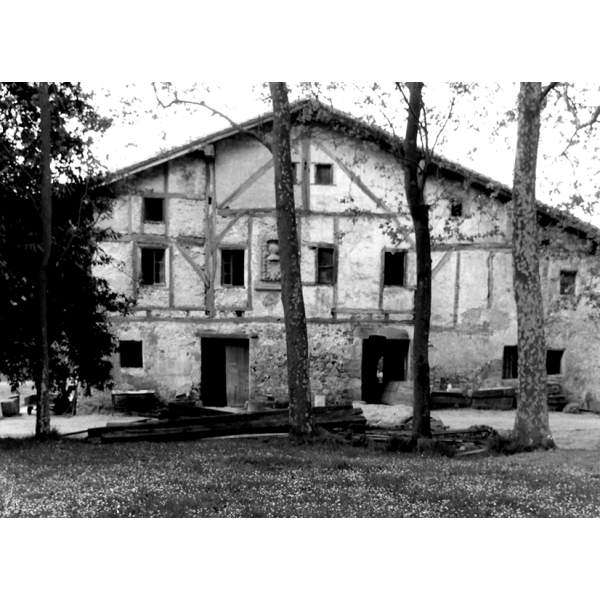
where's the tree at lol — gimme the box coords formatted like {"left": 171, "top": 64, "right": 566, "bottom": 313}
{"left": 510, "top": 83, "right": 556, "bottom": 449}
{"left": 269, "top": 82, "right": 313, "bottom": 439}
{"left": 0, "top": 83, "right": 130, "bottom": 434}
{"left": 401, "top": 82, "right": 432, "bottom": 439}
{"left": 37, "top": 82, "right": 52, "bottom": 436}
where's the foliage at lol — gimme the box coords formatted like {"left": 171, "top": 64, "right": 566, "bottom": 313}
{"left": 0, "top": 82, "right": 131, "bottom": 392}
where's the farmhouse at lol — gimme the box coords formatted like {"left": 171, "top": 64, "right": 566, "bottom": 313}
{"left": 98, "top": 100, "right": 600, "bottom": 408}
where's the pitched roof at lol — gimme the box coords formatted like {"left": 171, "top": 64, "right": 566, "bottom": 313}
{"left": 110, "top": 98, "right": 600, "bottom": 242}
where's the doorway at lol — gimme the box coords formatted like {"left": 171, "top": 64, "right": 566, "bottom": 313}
{"left": 361, "top": 336, "right": 409, "bottom": 403}
{"left": 200, "top": 337, "right": 249, "bottom": 407}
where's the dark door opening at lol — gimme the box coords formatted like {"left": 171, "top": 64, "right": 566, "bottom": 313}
{"left": 201, "top": 338, "right": 249, "bottom": 407}
{"left": 361, "top": 336, "right": 409, "bottom": 403}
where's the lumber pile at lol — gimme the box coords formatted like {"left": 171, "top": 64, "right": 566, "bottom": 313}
{"left": 87, "top": 405, "right": 366, "bottom": 443}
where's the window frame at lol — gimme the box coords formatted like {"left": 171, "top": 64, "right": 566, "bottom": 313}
{"left": 313, "top": 163, "right": 334, "bottom": 186}
{"left": 450, "top": 200, "right": 463, "bottom": 218}
{"left": 143, "top": 196, "right": 165, "bottom": 223}
{"left": 220, "top": 247, "right": 245, "bottom": 287}
{"left": 315, "top": 245, "right": 336, "bottom": 285}
{"left": 119, "top": 340, "right": 143, "bottom": 369}
{"left": 140, "top": 246, "right": 167, "bottom": 286}
{"left": 383, "top": 250, "right": 407, "bottom": 287}
{"left": 559, "top": 270, "right": 577, "bottom": 296}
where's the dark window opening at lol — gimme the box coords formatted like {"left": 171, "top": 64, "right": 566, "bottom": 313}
{"left": 141, "top": 248, "right": 166, "bottom": 285}
{"left": 502, "top": 345, "right": 518, "bottom": 379}
{"left": 221, "top": 249, "right": 245, "bottom": 286}
{"left": 119, "top": 340, "right": 143, "bottom": 368}
{"left": 383, "top": 251, "right": 406, "bottom": 286}
{"left": 546, "top": 349, "right": 564, "bottom": 375}
{"left": 314, "top": 163, "right": 334, "bottom": 185}
{"left": 560, "top": 270, "right": 577, "bottom": 295}
{"left": 143, "top": 197, "right": 164, "bottom": 222}
{"left": 450, "top": 201, "right": 463, "bottom": 218}
{"left": 291, "top": 162, "right": 300, "bottom": 185}
{"left": 316, "top": 247, "right": 335, "bottom": 285}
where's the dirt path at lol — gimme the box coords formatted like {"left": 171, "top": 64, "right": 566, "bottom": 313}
{"left": 359, "top": 403, "right": 600, "bottom": 450}
{"left": 0, "top": 408, "right": 145, "bottom": 438}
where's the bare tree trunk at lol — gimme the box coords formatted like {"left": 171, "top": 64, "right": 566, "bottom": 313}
{"left": 511, "top": 82, "right": 554, "bottom": 450}
{"left": 402, "top": 82, "right": 432, "bottom": 439}
{"left": 36, "top": 82, "right": 52, "bottom": 437}
{"left": 269, "top": 82, "right": 313, "bottom": 439}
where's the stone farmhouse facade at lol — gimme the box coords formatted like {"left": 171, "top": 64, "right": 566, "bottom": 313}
{"left": 97, "top": 100, "right": 600, "bottom": 408}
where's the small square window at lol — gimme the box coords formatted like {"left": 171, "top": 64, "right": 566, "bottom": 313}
{"left": 383, "top": 251, "right": 406, "bottom": 286}
{"left": 314, "top": 163, "right": 334, "bottom": 185}
{"left": 502, "top": 345, "right": 518, "bottom": 379}
{"left": 560, "top": 270, "right": 576, "bottom": 295}
{"left": 119, "top": 340, "right": 143, "bottom": 368}
{"left": 141, "top": 248, "right": 166, "bottom": 285}
{"left": 546, "top": 349, "right": 564, "bottom": 375}
{"left": 450, "top": 201, "right": 463, "bottom": 218}
{"left": 143, "top": 197, "right": 164, "bottom": 223}
{"left": 316, "top": 247, "right": 335, "bottom": 285}
{"left": 221, "top": 249, "right": 245, "bottom": 286}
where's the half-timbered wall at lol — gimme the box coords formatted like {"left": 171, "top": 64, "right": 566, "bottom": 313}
{"left": 97, "top": 124, "right": 600, "bottom": 405}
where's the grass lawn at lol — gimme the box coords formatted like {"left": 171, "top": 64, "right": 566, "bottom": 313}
{"left": 1, "top": 436, "right": 600, "bottom": 517}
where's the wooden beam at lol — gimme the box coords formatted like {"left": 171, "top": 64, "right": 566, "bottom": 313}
{"left": 431, "top": 250, "right": 452, "bottom": 279}
{"left": 173, "top": 241, "right": 209, "bottom": 285}
{"left": 214, "top": 212, "right": 248, "bottom": 246}
{"left": 217, "top": 158, "right": 274, "bottom": 209}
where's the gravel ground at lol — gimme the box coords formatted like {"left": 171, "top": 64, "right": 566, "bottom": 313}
{"left": 2, "top": 402, "right": 599, "bottom": 451}
{"left": 0, "top": 408, "right": 144, "bottom": 438}
{"left": 359, "top": 402, "right": 600, "bottom": 450}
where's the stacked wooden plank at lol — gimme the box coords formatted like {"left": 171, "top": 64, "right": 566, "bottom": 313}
{"left": 87, "top": 405, "right": 366, "bottom": 443}
{"left": 0, "top": 395, "right": 20, "bottom": 417}
{"left": 111, "top": 390, "right": 162, "bottom": 415}
{"left": 471, "top": 387, "right": 516, "bottom": 410}
{"left": 430, "top": 390, "right": 470, "bottom": 409}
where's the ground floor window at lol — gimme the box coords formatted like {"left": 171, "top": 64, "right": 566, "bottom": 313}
{"left": 546, "top": 349, "right": 564, "bottom": 375}
{"left": 119, "top": 340, "right": 143, "bottom": 368}
{"left": 141, "top": 247, "right": 166, "bottom": 285}
{"left": 502, "top": 345, "right": 518, "bottom": 379}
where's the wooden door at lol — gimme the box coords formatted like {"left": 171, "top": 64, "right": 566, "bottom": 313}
{"left": 225, "top": 341, "right": 249, "bottom": 407}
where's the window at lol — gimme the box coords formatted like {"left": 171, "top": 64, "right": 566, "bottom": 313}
{"left": 316, "top": 247, "right": 335, "bottom": 285}
{"left": 546, "top": 349, "right": 564, "bottom": 375}
{"left": 141, "top": 248, "right": 166, "bottom": 285}
{"left": 291, "top": 162, "right": 300, "bottom": 185}
{"left": 119, "top": 340, "right": 143, "bottom": 368}
{"left": 383, "top": 251, "right": 406, "bottom": 286}
{"left": 502, "top": 345, "right": 518, "bottom": 379}
{"left": 221, "top": 248, "right": 245, "bottom": 286}
{"left": 450, "top": 200, "right": 463, "bottom": 218}
{"left": 314, "top": 163, "right": 334, "bottom": 185}
{"left": 560, "top": 270, "right": 577, "bottom": 295}
{"left": 143, "top": 197, "right": 164, "bottom": 222}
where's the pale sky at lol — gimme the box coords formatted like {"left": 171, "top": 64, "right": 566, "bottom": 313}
{"left": 85, "top": 82, "right": 600, "bottom": 226}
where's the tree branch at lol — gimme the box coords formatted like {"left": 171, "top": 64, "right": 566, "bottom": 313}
{"left": 152, "top": 83, "right": 272, "bottom": 153}
{"left": 540, "top": 82, "right": 559, "bottom": 103}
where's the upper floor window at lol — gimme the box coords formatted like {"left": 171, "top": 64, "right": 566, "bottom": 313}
{"left": 119, "top": 340, "right": 143, "bottom": 368}
{"left": 141, "top": 247, "right": 166, "bottom": 285}
{"left": 316, "top": 247, "right": 336, "bottom": 285}
{"left": 450, "top": 200, "right": 463, "bottom": 218}
{"left": 546, "top": 349, "right": 564, "bottom": 375}
{"left": 221, "top": 248, "right": 245, "bottom": 286}
{"left": 314, "top": 163, "right": 334, "bottom": 185}
{"left": 502, "top": 345, "right": 518, "bottom": 379}
{"left": 262, "top": 239, "right": 281, "bottom": 282}
{"left": 383, "top": 251, "right": 406, "bottom": 286}
{"left": 560, "top": 270, "right": 577, "bottom": 295}
{"left": 143, "top": 197, "right": 164, "bottom": 223}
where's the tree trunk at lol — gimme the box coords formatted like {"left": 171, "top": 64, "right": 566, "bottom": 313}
{"left": 402, "top": 82, "right": 432, "bottom": 439}
{"left": 269, "top": 82, "right": 313, "bottom": 439}
{"left": 36, "top": 82, "right": 52, "bottom": 437}
{"left": 511, "top": 82, "right": 554, "bottom": 450}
